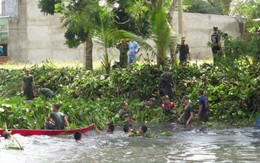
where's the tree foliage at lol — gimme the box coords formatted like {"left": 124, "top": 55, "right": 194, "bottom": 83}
{"left": 38, "top": 0, "right": 61, "bottom": 15}
{"left": 231, "top": 0, "right": 260, "bottom": 19}
{"left": 149, "top": 0, "right": 176, "bottom": 67}
{"left": 183, "top": 0, "right": 232, "bottom": 15}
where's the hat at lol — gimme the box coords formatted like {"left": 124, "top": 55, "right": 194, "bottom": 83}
{"left": 121, "top": 101, "right": 128, "bottom": 106}
{"left": 163, "top": 95, "right": 170, "bottom": 100}
{"left": 149, "top": 97, "right": 155, "bottom": 101}
{"left": 123, "top": 114, "right": 130, "bottom": 118}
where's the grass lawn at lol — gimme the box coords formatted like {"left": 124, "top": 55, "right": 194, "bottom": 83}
{"left": 0, "top": 57, "right": 213, "bottom": 70}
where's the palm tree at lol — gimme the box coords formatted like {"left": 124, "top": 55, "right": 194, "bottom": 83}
{"left": 150, "top": 0, "right": 176, "bottom": 67}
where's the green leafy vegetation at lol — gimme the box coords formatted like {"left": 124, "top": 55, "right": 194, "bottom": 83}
{"left": 0, "top": 46, "right": 259, "bottom": 129}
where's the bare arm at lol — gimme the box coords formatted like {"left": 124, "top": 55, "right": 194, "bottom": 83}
{"left": 178, "top": 113, "right": 184, "bottom": 122}
{"left": 186, "top": 112, "right": 194, "bottom": 126}
{"left": 197, "top": 105, "right": 202, "bottom": 119}
{"left": 64, "top": 116, "right": 70, "bottom": 129}
{"left": 92, "top": 124, "right": 106, "bottom": 135}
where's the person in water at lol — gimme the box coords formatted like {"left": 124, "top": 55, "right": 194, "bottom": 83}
{"left": 123, "top": 125, "right": 148, "bottom": 136}
{"left": 45, "top": 104, "right": 70, "bottom": 130}
{"left": 138, "top": 125, "right": 148, "bottom": 135}
{"left": 197, "top": 89, "right": 210, "bottom": 122}
{"left": 74, "top": 132, "right": 82, "bottom": 141}
{"left": 177, "top": 96, "right": 194, "bottom": 126}
{"left": 93, "top": 122, "right": 115, "bottom": 134}
{"left": 123, "top": 125, "right": 132, "bottom": 135}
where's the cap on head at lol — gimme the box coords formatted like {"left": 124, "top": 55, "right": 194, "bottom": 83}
{"left": 149, "top": 97, "right": 155, "bottom": 101}
{"left": 121, "top": 101, "right": 128, "bottom": 106}
{"left": 123, "top": 114, "right": 130, "bottom": 118}
{"left": 163, "top": 95, "right": 170, "bottom": 100}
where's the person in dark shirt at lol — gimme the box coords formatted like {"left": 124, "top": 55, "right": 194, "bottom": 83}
{"left": 211, "top": 26, "right": 221, "bottom": 64}
{"left": 116, "top": 40, "right": 129, "bottom": 68}
{"left": 175, "top": 37, "right": 191, "bottom": 65}
{"left": 34, "top": 87, "right": 54, "bottom": 98}
{"left": 45, "top": 104, "right": 70, "bottom": 130}
{"left": 177, "top": 96, "right": 194, "bottom": 126}
{"left": 22, "top": 69, "right": 35, "bottom": 100}
{"left": 158, "top": 67, "right": 174, "bottom": 99}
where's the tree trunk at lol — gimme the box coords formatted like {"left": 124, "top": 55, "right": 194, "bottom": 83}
{"left": 84, "top": 34, "right": 93, "bottom": 70}
{"left": 168, "top": 0, "right": 178, "bottom": 64}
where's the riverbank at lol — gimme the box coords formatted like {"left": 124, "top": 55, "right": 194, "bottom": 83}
{"left": 0, "top": 57, "right": 259, "bottom": 129}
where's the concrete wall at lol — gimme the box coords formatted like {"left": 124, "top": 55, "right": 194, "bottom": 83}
{"left": 6, "top": 0, "right": 244, "bottom": 63}
{"left": 8, "top": 0, "right": 28, "bottom": 62}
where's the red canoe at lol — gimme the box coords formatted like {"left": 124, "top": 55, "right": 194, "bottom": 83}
{"left": 0, "top": 124, "right": 95, "bottom": 136}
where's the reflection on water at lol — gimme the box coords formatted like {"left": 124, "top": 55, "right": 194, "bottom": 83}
{"left": 1, "top": 124, "right": 260, "bottom": 163}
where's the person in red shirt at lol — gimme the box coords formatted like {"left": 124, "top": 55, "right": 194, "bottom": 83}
{"left": 161, "top": 95, "right": 176, "bottom": 116}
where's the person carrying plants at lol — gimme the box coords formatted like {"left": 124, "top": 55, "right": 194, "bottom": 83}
{"left": 34, "top": 87, "right": 54, "bottom": 98}
{"left": 22, "top": 69, "right": 35, "bottom": 100}
{"left": 197, "top": 89, "right": 210, "bottom": 122}
{"left": 45, "top": 104, "right": 70, "bottom": 130}
{"left": 177, "top": 96, "right": 194, "bottom": 127}
{"left": 158, "top": 67, "right": 174, "bottom": 100}
{"left": 175, "top": 37, "right": 191, "bottom": 65}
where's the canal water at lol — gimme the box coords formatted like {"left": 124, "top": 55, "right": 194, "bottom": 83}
{"left": 1, "top": 123, "right": 260, "bottom": 163}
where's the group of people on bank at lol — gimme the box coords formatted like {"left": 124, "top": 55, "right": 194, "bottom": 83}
{"left": 116, "top": 26, "right": 224, "bottom": 67}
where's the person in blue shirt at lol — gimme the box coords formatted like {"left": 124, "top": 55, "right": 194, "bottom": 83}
{"left": 128, "top": 41, "right": 140, "bottom": 65}
{"left": 197, "top": 89, "right": 209, "bottom": 122}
